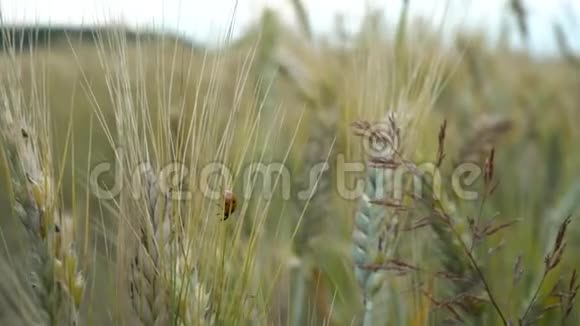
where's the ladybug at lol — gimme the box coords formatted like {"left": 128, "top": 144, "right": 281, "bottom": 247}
{"left": 222, "top": 190, "right": 237, "bottom": 221}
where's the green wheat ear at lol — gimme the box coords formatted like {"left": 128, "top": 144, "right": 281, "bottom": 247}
{"left": 352, "top": 113, "right": 403, "bottom": 326}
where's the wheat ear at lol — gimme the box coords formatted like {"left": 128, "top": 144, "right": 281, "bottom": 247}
{"left": 127, "top": 167, "right": 173, "bottom": 325}
{"left": 98, "top": 36, "right": 214, "bottom": 324}
{"left": 0, "top": 112, "right": 84, "bottom": 325}
{"left": 352, "top": 113, "right": 402, "bottom": 326}
{"left": 126, "top": 164, "right": 215, "bottom": 326}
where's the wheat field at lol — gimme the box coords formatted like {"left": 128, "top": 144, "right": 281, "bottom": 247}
{"left": 0, "top": 2, "right": 579, "bottom": 325}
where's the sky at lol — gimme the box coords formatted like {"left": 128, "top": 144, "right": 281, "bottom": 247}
{"left": 1, "top": 0, "right": 579, "bottom": 56}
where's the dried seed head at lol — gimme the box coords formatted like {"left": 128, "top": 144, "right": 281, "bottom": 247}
{"left": 544, "top": 216, "right": 572, "bottom": 272}
{"left": 484, "top": 148, "right": 495, "bottom": 185}
{"left": 554, "top": 216, "right": 572, "bottom": 253}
